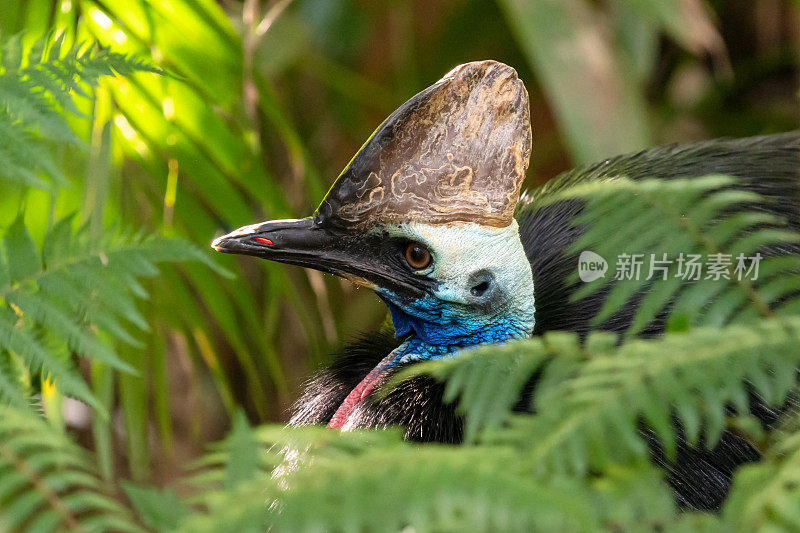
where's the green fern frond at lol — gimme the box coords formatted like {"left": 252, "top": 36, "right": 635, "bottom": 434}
{"left": 180, "top": 425, "right": 406, "bottom": 518}
{"left": 528, "top": 318, "right": 800, "bottom": 471}
{"left": 397, "top": 316, "right": 800, "bottom": 476}
{"left": 177, "top": 423, "right": 691, "bottom": 532}
{"left": 549, "top": 176, "right": 800, "bottom": 335}
{"left": 0, "top": 214, "right": 219, "bottom": 410}
{"left": 0, "top": 116, "right": 66, "bottom": 188}
{"left": 4, "top": 32, "right": 161, "bottom": 115}
{"left": 0, "top": 404, "right": 143, "bottom": 532}
{"left": 724, "top": 420, "right": 800, "bottom": 530}
{"left": 266, "top": 446, "right": 598, "bottom": 532}
{"left": 0, "top": 32, "right": 161, "bottom": 189}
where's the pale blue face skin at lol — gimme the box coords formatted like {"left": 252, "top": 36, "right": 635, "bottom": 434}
{"left": 372, "top": 221, "right": 536, "bottom": 364}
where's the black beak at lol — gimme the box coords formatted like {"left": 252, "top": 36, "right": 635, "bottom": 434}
{"left": 212, "top": 217, "right": 435, "bottom": 299}
{"left": 213, "top": 217, "right": 329, "bottom": 266}
{"left": 212, "top": 217, "right": 367, "bottom": 282}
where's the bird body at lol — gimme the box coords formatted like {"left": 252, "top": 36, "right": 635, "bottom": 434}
{"left": 212, "top": 60, "right": 800, "bottom": 510}
{"left": 290, "top": 130, "right": 800, "bottom": 424}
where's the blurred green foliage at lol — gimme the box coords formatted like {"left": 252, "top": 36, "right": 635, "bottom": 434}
{"left": 0, "top": 0, "right": 797, "bottom": 526}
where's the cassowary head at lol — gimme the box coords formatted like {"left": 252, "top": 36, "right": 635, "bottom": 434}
{"left": 213, "top": 61, "right": 536, "bottom": 362}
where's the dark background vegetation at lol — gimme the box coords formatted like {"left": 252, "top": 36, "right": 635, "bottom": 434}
{"left": 0, "top": 0, "right": 798, "bottom": 486}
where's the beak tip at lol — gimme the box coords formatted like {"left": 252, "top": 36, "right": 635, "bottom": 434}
{"left": 211, "top": 236, "right": 225, "bottom": 251}
{"left": 211, "top": 222, "right": 266, "bottom": 254}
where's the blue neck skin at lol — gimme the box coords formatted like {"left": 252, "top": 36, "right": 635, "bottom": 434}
{"left": 378, "top": 293, "right": 534, "bottom": 365}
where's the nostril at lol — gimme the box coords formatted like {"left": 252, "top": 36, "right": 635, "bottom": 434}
{"left": 470, "top": 280, "right": 491, "bottom": 297}
{"left": 467, "top": 270, "right": 495, "bottom": 300}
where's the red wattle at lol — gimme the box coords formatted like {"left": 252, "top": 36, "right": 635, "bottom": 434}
{"left": 328, "top": 354, "right": 394, "bottom": 429}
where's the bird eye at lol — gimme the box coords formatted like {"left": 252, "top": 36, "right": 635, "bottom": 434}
{"left": 404, "top": 242, "right": 432, "bottom": 270}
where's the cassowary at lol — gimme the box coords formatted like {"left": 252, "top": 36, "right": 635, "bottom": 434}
{"left": 212, "top": 61, "right": 800, "bottom": 510}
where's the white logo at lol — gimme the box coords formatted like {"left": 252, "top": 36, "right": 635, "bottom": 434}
{"left": 578, "top": 251, "right": 608, "bottom": 282}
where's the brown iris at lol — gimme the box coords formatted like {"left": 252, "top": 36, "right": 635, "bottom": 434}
{"left": 404, "top": 242, "right": 432, "bottom": 270}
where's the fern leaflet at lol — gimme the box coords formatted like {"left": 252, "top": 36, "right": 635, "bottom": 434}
{"left": 0, "top": 32, "right": 161, "bottom": 188}
{"left": 0, "top": 214, "right": 219, "bottom": 410}
{"left": 0, "top": 404, "right": 143, "bottom": 532}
